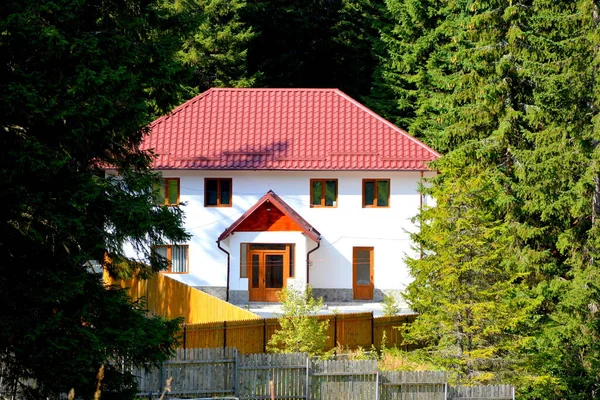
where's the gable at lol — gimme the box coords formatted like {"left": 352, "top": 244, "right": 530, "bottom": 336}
{"left": 234, "top": 202, "right": 303, "bottom": 233}
{"left": 144, "top": 88, "right": 439, "bottom": 171}
{"left": 218, "top": 190, "right": 321, "bottom": 242}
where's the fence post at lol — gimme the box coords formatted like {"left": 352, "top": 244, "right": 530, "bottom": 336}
{"left": 263, "top": 318, "right": 267, "bottom": 353}
{"left": 374, "top": 370, "right": 379, "bottom": 400}
{"left": 223, "top": 321, "right": 227, "bottom": 350}
{"left": 333, "top": 314, "right": 337, "bottom": 350}
{"left": 512, "top": 386, "right": 515, "bottom": 400}
{"left": 305, "top": 356, "right": 310, "bottom": 400}
{"left": 371, "top": 311, "right": 374, "bottom": 348}
{"left": 444, "top": 382, "right": 448, "bottom": 400}
{"left": 159, "top": 361, "right": 165, "bottom": 394}
{"left": 182, "top": 323, "right": 187, "bottom": 357}
{"left": 405, "top": 316, "right": 409, "bottom": 351}
{"left": 234, "top": 348, "right": 239, "bottom": 397}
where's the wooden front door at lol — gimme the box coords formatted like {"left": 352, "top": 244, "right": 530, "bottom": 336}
{"left": 353, "top": 247, "right": 374, "bottom": 300}
{"left": 248, "top": 246, "right": 289, "bottom": 302}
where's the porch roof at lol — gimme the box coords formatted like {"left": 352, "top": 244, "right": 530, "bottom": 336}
{"left": 217, "top": 191, "right": 321, "bottom": 242}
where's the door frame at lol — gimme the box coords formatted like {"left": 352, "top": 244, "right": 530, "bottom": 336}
{"left": 247, "top": 244, "right": 291, "bottom": 302}
{"left": 352, "top": 247, "right": 374, "bottom": 300}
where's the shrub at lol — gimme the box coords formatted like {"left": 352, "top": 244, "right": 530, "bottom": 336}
{"left": 382, "top": 293, "right": 400, "bottom": 316}
{"left": 267, "top": 286, "right": 332, "bottom": 357}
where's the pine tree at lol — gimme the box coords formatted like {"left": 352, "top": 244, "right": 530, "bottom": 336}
{"left": 367, "top": 0, "right": 469, "bottom": 148}
{"left": 406, "top": 165, "right": 534, "bottom": 384}
{"left": 377, "top": 0, "right": 546, "bottom": 390}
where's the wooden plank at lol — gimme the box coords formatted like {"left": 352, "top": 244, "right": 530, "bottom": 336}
{"left": 134, "top": 347, "right": 237, "bottom": 397}
{"left": 240, "top": 366, "right": 307, "bottom": 370}
{"left": 238, "top": 353, "right": 307, "bottom": 400}
{"left": 448, "top": 385, "right": 514, "bottom": 400}
{"left": 378, "top": 370, "right": 447, "bottom": 400}
{"left": 106, "top": 273, "right": 260, "bottom": 324}
{"left": 235, "top": 202, "right": 304, "bottom": 232}
{"left": 309, "top": 359, "right": 378, "bottom": 400}
{"left": 311, "top": 372, "right": 377, "bottom": 377}
{"left": 130, "top": 348, "right": 515, "bottom": 400}
{"left": 334, "top": 312, "right": 374, "bottom": 350}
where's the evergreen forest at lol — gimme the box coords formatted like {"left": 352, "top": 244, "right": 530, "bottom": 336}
{"left": 1, "top": 0, "right": 599, "bottom": 398}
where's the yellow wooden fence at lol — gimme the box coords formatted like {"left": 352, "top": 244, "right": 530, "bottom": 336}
{"left": 183, "top": 312, "right": 418, "bottom": 354}
{"left": 104, "top": 271, "right": 416, "bottom": 351}
{"left": 105, "top": 272, "right": 259, "bottom": 323}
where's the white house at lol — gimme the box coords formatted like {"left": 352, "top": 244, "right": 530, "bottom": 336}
{"left": 141, "top": 88, "right": 439, "bottom": 304}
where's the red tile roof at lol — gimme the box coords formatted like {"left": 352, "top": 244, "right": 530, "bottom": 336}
{"left": 218, "top": 191, "right": 321, "bottom": 242}
{"left": 144, "top": 88, "right": 439, "bottom": 170}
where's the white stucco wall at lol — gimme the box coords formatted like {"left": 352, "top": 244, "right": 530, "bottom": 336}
{"left": 156, "top": 170, "right": 430, "bottom": 296}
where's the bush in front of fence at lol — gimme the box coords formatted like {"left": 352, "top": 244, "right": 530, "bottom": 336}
{"left": 267, "top": 286, "right": 332, "bottom": 357}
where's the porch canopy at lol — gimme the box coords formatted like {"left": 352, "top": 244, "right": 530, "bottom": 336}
{"left": 218, "top": 190, "right": 321, "bottom": 242}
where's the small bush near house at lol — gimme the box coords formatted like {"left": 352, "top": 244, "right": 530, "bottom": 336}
{"left": 267, "top": 286, "right": 332, "bottom": 357}
{"left": 382, "top": 294, "right": 400, "bottom": 316}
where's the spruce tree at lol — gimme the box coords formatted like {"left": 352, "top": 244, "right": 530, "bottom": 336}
{"left": 367, "top": 0, "right": 464, "bottom": 143}
{"left": 377, "top": 0, "right": 600, "bottom": 396}
{"left": 378, "top": 0, "right": 544, "bottom": 390}
{"left": 512, "top": 1, "right": 600, "bottom": 396}
{"left": 0, "top": 0, "right": 190, "bottom": 397}
{"left": 173, "top": 0, "right": 257, "bottom": 97}
{"left": 406, "top": 166, "right": 534, "bottom": 384}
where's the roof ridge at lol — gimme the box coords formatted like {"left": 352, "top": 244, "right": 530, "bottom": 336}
{"left": 210, "top": 88, "right": 338, "bottom": 92}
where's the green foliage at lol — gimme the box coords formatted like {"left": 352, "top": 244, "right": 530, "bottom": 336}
{"left": 267, "top": 286, "right": 332, "bottom": 357}
{"left": 0, "top": 0, "right": 190, "bottom": 397}
{"left": 171, "top": 0, "right": 258, "bottom": 98}
{"left": 510, "top": 2, "right": 600, "bottom": 396}
{"left": 379, "top": 347, "right": 443, "bottom": 372}
{"left": 382, "top": 293, "right": 400, "bottom": 316}
{"left": 243, "top": 0, "right": 385, "bottom": 99}
{"left": 367, "top": 0, "right": 468, "bottom": 146}
{"left": 405, "top": 166, "right": 537, "bottom": 386}
{"left": 375, "top": 0, "right": 600, "bottom": 397}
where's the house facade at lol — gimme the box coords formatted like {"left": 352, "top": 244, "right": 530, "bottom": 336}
{"left": 139, "top": 88, "right": 439, "bottom": 304}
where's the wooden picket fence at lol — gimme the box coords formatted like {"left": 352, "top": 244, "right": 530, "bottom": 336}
{"left": 449, "top": 385, "right": 515, "bottom": 399}
{"left": 133, "top": 348, "right": 515, "bottom": 400}
{"left": 182, "top": 312, "right": 419, "bottom": 353}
